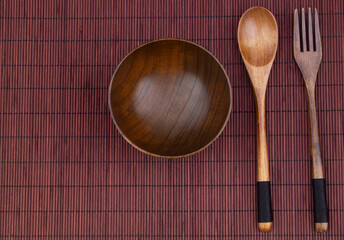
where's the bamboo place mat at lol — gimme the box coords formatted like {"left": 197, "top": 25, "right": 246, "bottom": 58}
{"left": 0, "top": 0, "right": 343, "bottom": 239}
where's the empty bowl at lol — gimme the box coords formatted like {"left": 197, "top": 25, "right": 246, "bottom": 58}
{"left": 109, "top": 39, "right": 232, "bottom": 157}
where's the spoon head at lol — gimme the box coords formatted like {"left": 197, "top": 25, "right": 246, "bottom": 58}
{"left": 238, "top": 7, "right": 278, "bottom": 67}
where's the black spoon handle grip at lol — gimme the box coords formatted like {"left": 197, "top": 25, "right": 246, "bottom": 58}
{"left": 313, "top": 178, "right": 328, "bottom": 232}
{"left": 257, "top": 181, "right": 273, "bottom": 232}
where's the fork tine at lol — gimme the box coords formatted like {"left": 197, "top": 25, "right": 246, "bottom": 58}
{"left": 308, "top": 8, "right": 314, "bottom": 51}
{"left": 314, "top": 8, "right": 322, "bottom": 53}
{"left": 294, "top": 9, "right": 300, "bottom": 53}
{"left": 301, "top": 8, "right": 307, "bottom": 51}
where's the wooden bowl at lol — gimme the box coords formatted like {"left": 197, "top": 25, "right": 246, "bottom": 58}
{"left": 109, "top": 39, "right": 232, "bottom": 157}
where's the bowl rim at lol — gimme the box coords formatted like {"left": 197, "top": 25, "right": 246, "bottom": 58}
{"left": 108, "top": 38, "right": 233, "bottom": 158}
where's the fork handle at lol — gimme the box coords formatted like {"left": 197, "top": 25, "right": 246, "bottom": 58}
{"left": 306, "top": 82, "right": 328, "bottom": 232}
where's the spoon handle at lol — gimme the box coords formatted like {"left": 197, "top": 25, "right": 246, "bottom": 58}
{"left": 305, "top": 81, "right": 328, "bottom": 232}
{"left": 256, "top": 96, "right": 273, "bottom": 232}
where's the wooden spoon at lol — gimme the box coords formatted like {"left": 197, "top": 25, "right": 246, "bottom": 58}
{"left": 238, "top": 7, "right": 278, "bottom": 232}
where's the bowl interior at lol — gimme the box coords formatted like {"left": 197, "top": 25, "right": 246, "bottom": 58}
{"left": 109, "top": 40, "right": 231, "bottom": 157}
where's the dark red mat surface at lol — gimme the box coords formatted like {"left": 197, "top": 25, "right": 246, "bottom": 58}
{"left": 1, "top": 0, "right": 343, "bottom": 239}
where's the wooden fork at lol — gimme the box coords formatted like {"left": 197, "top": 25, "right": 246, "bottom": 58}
{"left": 293, "top": 8, "right": 328, "bottom": 232}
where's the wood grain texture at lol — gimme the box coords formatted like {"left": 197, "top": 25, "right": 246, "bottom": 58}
{"left": 109, "top": 39, "right": 232, "bottom": 158}
{"left": 316, "top": 223, "right": 329, "bottom": 233}
{"left": 238, "top": 7, "right": 278, "bottom": 232}
{"left": 294, "top": 7, "right": 328, "bottom": 232}
{"left": 0, "top": 0, "right": 344, "bottom": 239}
{"left": 258, "top": 222, "right": 273, "bottom": 232}
{"left": 238, "top": 6, "right": 278, "bottom": 183}
{"left": 294, "top": 8, "right": 324, "bottom": 179}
